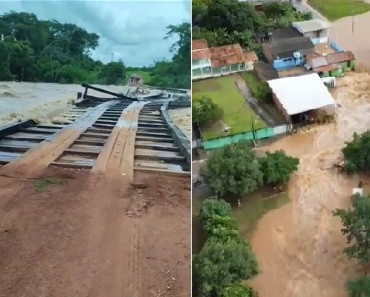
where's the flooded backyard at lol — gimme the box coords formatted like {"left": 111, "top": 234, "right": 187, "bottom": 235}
{"left": 249, "top": 72, "right": 370, "bottom": 297}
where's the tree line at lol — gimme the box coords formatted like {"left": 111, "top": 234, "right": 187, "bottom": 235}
{"left": 0, "top": 11, "right": 190, "bottom": 89}
{"left": 192, "top": 0, "right": 312, "bottom": 57}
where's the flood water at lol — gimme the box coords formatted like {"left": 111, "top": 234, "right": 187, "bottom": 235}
{"left": 331, "top": 12, "right": 370, "bottom": 68}
{"left": 0, "top": 82, "right": 134, "bottom": 125}
{"left": 249, "top": 72, "right": 370, "bottom": 297}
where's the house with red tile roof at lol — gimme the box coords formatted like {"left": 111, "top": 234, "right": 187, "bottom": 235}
{"left": 192, "top": 39, "right": 258, "bottom": 79}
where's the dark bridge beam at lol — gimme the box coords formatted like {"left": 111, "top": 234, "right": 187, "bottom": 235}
{"left": 81, "top": 83, "right": 137, "bottom": 101}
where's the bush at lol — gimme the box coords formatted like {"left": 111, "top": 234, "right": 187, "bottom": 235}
{"left": 193, "top": 239, "right": 259, "bottom": 297}
{"left": 347, "top": 275, "right": 370, "bottom": 297}
{"left": 193, "top": 96, "right": 223, "bottom": 125}
{"left": 202, "top": 143, "right": 263, "bottom": 197}
{"left": 193, "top": 198, "right": 259, "bottom": 297}
{"left": 260, "top": 150, "right": 299, "bottom": 186}
{"left": 220, "top": 283, "right": 258, "bottom": 297}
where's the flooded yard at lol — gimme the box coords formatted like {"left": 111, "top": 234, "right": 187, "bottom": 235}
{"left": 249, "top": 72, "right": 370, "bottom": 297}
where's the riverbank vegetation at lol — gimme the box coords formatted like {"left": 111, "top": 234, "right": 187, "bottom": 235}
{"left": 0, "top": 12, "right": 190, "bottom": 88}
{"left": 193, "top": 198, "right": 259, "bottom": 297}
{"left": 333, "top": 193, "right": 370, "bottom": 296}
{"left": 342, "top": 131, "right": 370, "bottom": 173}
{"left": 192, "top": 0, "right": 311, "bottom": 56}
{"left": 308, "top": 0, "right": 370, "bottom": 21}
{"left": 201, "top": 143, "right": 299, "bottom": 197}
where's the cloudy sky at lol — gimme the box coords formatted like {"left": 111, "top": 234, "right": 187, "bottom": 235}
{"left": 0, "top": 0, "right": 190, "bottom": 66}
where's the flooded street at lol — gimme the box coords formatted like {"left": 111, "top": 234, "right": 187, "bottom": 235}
{"left": 331, "top": 12, "right": 370, "bottom": 68}
{"left": 0, "top": 82, "right": 134, "bottom": 125}
{"left": 250, "top": 72, "right": 370, "bottom": 297}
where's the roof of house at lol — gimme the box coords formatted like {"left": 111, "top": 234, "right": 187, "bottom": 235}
{"left": 271, "top": 26, "right": 303, "bottom": 41}
{"left": 210, "top": 44, "right": 245, "bottom": 67}
{"left": 192, "top": 39, "right": 211, "bottom": 60}
{"left": 267, "top": 73, "right": 335, "bottom": 115}
{"left": 244, "top": 51, "right": 259, "bottom": 62}
{"left": 293, "top": 19, "right": 331, "bottom": 33}
{"left": 262, "top": 36, "right": 315, "bottom": 61}
{"left": 306, "top": 51, "right": 355, "bottom": 71}
{"left": 192, "top": 39, "right": 208, "bottom": 51}
{"left": 325, "top": 51, "right": 355, "bottom": 64}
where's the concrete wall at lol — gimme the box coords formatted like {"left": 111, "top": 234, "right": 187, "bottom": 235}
{"left": 273, "top": 55, "right": 304, "bottom": 71}
{"left": 192, "top": 62, "right": 254, "bottom": 80}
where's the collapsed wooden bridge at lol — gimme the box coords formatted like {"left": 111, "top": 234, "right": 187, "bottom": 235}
{"left": 0, "top": 85, "right": 190, "bottom": 179}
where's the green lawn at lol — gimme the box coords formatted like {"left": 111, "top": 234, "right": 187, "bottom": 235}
{"left": 193, "top": 76, "right": 267, "bottom": 140}
{"left": 308, "top": 0, "right": 370, "bottom": 21}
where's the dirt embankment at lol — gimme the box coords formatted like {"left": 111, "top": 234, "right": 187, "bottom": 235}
{"left": 168, "top": 108, "right": 191, "bottom": 140}
{"left": 0, "top": 168, "right": 190, "bottom": 297}
{"left": 250, "top": 72, "right": 370, "bottom": 297}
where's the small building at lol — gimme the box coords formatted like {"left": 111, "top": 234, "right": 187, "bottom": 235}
{"left": 293, "top": 19, "right": 331, "bottom": 45}
{"left": 262, "top": 36, "right": 315, "bottom": 71}
{"left": 192, "top": 40, "right": 258, "bottom": 79}
{"left": 305, "top": 51, "right": 355, "bottom": 77}
{"left": 256, "top": 26, "right": 303, "bottom": 44}
{"left": 267, "top": 73, "right": 336, "bottom": 123}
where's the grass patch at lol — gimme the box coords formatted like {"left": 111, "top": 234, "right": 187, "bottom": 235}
{"left": 308, "top": 0, "right": 370, "bottom": 21}
{"left": 232, "top": 190, "right": 290, "bottom": 239}
{"left": 242, "top": 71, "right": 269, "bottom": 102}
{"left": 34, "top": 178, "right": 66, "bottom": 193}
{"left": 193, "top": 76, "right": 267, "bottom": 140}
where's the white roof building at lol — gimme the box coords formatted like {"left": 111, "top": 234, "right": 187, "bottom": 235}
{"left": 292, "top": 19, "right": 331, "bottom": 44}
{"left": 267, "top": 73, "right": 335, "bottom": 117}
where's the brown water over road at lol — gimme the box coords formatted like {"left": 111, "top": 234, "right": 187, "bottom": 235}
{"left": 0, "top": 82, "right": 134, "bottom": 125}
{"left": 331, "top": 12, "right": 370, "bottom": 69}
{"left": 250, "top": 72, "right": 370, "bottom": 297}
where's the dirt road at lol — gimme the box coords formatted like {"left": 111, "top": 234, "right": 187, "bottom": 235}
{"left": 0, "top": 168, "right": 190, "bottom": 297}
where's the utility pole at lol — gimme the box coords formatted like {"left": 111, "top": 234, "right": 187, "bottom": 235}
{"left": 352, "top": 10, "right": 355, "bottom": 33}
{"left": 111, "top": 53, "right": 114, "bottom": 62}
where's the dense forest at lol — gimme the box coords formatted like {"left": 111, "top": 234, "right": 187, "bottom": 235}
{"left": 0, "top": 12, "right": 190, "bottom": 89}
{"left": 192, "top": 0, "right": 312, "bottom": 56}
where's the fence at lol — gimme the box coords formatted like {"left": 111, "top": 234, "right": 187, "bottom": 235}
{"left": 202, "top": 124, "right": 290, "bottom": 150}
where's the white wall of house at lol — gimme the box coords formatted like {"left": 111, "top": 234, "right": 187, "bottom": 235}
{"left": 192, "top": 58, "right": 211, "bottom": 69}
{"left": 303, "top": 28, "right": 329, "bottom": 44}
{"left": 192, "top": 62, "right": 255, "bottom": 80}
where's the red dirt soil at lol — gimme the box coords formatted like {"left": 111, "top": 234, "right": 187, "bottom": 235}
{"left": 0, "top": 168, "right": 190, "bottom": 297}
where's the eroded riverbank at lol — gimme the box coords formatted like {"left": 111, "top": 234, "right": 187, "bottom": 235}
{"left": 249, "top": 72, "right": 370, "bottom": 297}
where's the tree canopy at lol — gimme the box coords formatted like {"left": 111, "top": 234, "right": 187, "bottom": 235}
{"left": 333, "top": 194, "right": 370, "bottom": 265}
{"left": 347, "top": 276, "right": 370, "bottom": 297}
{"left": 192, "top": 0, "right": 312, "bottom": 53}
{"left": 260, "top": 150, "right": 299, "bottom": 186}
{"left": 220, "top": 283, "right": 258, "bottom": 297}
{"left": 201, "top": 143, "right": 263, "bottom": 197}
{"left": 193, "top": 97, "right": 223, "bottom": 125}
{"left": 342, "top": 131, "right": 370, "bottom": 173}
{"left": 193, "top": 198, "right": 259, "bottom": 297}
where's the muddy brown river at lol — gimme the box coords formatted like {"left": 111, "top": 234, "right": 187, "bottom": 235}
{"left": 250, "top": 72, "right": 370, "bottom": 297}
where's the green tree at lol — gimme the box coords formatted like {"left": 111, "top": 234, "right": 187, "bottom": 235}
{"left": 202, "top": 143, "right": 263, "bottom": 197}
{"left": 220, "top": 283, "right": 258, "bottom": 297}
{"left": 200, "top": 197, "right": 232, "bottom": 222}
{"left": 333, "top": 194, "right": 370, "bottom": 265}
{"left": 347, "top": 276, "right": 370, "bottom": 297}
{"left": 260, "top": 150, "right": 299, "bottom": 186}
{"left": 193, "top": 239, "right": 259, "bottom": 297}
{"left": 99, "top": 61, "right": 126, "bottom": 85}
{"left": 193, "top": 97, "right": 223, "bottom": 125}
{"left": 342, "top": 131, "right": 370, "bottom": 173}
